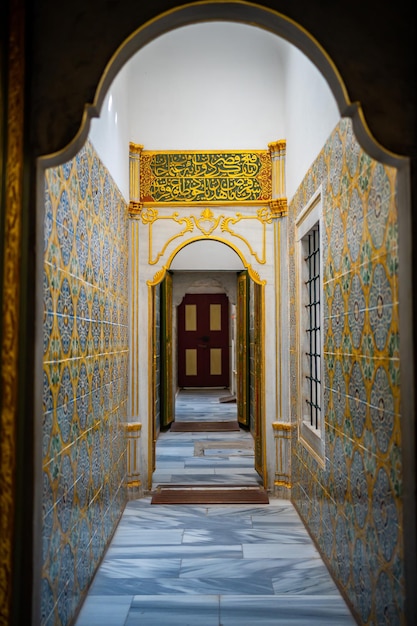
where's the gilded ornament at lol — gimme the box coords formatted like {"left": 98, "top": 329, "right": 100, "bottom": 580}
{"left": 141, "top": 207, "right": 159, "bottom": 224}
{"left": 270, "top": 198, "right": 288, "bottom": 217}
{"left": 274, "top": 480, "right": 292, "bottom": 488}
{"left": 142, "top": 209, "right": 194, "bottom": 265}
{"left": 126, "top": 480, "right": 142, "bottom": 488}
{"left": 268, "top": 139, "right": 287, "bottom": 154}
{"left": 140, "top": 149, "right": 272, "bottom": 203}
{"left": 125, "top": 422, "right": 142, "bottom": 432}
{"left": 272, "top": 421, "right": 294, "bottom": 431}
{"left": 128, "top": 201, "right": 143, "bottom": 217}
{"left": 220, "top": 211, "right": 271, "bottom": 264}
{"left": 129, "top": 142, "right": 144, "bottom": 155}
{"left": 147, "top": 267, "right": 167, "bottom": 286}
{"left": 193, "top": 208, "right": 223, "bottom": 235}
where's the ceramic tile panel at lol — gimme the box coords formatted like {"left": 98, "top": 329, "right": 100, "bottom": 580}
{"left": 42, "top": 140, "right": 129, "bottom": 626}
{"left": 289, "top": 118, "right": 403, "bottom": 624}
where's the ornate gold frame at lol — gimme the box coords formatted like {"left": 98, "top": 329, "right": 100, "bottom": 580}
{"left": 140, "top": 149, "right": 272, "bottom": 204}
{"left": 1, "top": 1, "right": 25, "bottom": 621}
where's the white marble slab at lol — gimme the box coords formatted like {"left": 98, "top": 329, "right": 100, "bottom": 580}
{"left": 74, "top": 390, "right": 357, "bottom": 626}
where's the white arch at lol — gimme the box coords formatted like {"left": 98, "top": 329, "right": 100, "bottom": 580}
{"left": 38, "top": 1, "right": 407, "bottom": 171}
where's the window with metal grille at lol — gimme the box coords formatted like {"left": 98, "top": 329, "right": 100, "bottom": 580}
{"left": 296, "top": 188, "right": 325, "bottom": 465}
{"left": 304, "top": 224, "right": 321, "bottom": 430}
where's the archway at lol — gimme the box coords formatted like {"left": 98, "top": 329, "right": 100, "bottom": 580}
{"left": 145, "top": 237, "right": 268, "bottom": 488}
{"left": 33, "top": 4, "right": 414, "bottom": 626}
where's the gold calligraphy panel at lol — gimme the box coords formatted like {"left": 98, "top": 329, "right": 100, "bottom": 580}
{"left": 140, "top": 151, "right": 271, "bottom": 203}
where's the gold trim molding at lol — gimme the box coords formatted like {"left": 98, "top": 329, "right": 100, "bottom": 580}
{"left": 129, "top": 201, "right": 143, "bottom": 217}
{"left": 268, "top": 139, "right": 286, "bottom": 155}
{"left": 269, "top": 198, "right": 288, "bottom": 218}
{"left": 1, "top": 0, "right": 25, "bottom": 620}
{"left": 125, "top": 422, "right": 142, "bottom": 432}
{"left": 272, "top": 421, "right": 294, "bottom": 432}
{"left": 272, "top": 421, "right": 294, "bottom": 490}
{"left": 125, "top": 421, "right": 143, "bottom": 498}
{"left": 146, "top": 250, "right": 266, "bottom": 289}
{"left": 141, "top": 206, "right": 273, "bottom": 265}
{"left": 130, "top": 142, "right": 144, "bottom": 155}
{"left": 274, "top": 480, "right": 292, "bottom": 489}
{"left": 268, "top": 139, "right": 286, "bottom": 200}
{"left": 127, "top": 480, "right": 142, "bottom": 488}
{"left": 129, "top": 142, "right": 144, "bottom": 204}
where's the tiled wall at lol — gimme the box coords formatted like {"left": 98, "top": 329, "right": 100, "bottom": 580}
{"left": 289, "top": 119, "right": 403, "bottom": 623}
{"left": 42, "top": 140, "right": 129, "bottom": 626}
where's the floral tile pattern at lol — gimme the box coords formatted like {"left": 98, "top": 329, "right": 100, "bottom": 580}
{"left": 289, "top": 118, "right": 403, "bottom": 624}
{"left": 42, "top": 140, "right": 129, "bottom": 626}
{"left": 40, "top": 119, "right": 404, "bottom": 626}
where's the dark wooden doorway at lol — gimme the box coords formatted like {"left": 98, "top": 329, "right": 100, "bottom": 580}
{"left": 177, "top": 293, "right": 229, "bottom": 387}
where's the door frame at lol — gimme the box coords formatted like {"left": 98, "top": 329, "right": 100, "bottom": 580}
{"left": 148, "top": 262, "right": 267, "bottom": 489}
{"left": 251, "top": 279, "right": 267, "bottom": 483}
{"left": 160, "top": 271, "right": 174, "bottom": 428}
{"left": 148, "top": 282, "right": 157, "bottom": 488}
{"left": 237, "top": 270, "right": 249, "bottom": 427}
{"left": 236, "top": 270, "right": 267, "bottom": 483}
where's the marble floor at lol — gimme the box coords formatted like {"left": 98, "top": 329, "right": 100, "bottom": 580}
{"left": 75, "top": 389, "right": 357, "bottom": 625}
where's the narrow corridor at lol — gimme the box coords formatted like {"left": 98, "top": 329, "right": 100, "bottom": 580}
{"left": 74, "top": 390, "right": 357, "bottom": 625}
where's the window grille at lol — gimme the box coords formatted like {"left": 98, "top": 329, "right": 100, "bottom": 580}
{"left": 304, "top": 224, "right": 321, "bottom": 430}
{"left": 296, "top": 189, "right": 325, "bottom": 464}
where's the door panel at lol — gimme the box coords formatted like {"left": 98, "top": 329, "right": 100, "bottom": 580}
{"left": 185, "top": 349, "right": 197, "bottom": 376}
{"left": 252, "top": 281, "right": 266, "bottom": 483}
{"left": 178, "top": 293, "right": 229, "bottom": 387}
{"left": 160, "top": 272, "right": 174, "bottom": 428}
{"left": 237, "top": 272, "right": 249, "bottom": 427}
{"left": 210, "top": 348, "right": 222, "bottom": 375}
{"left": 149, "top": 284, "right": 157, "bottom": 484}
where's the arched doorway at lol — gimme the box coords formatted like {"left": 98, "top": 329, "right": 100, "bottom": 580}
{"left": 31, "top": 4, "right": 414, "bottom": 626}
{"left": 146, "top": 238, "right": 268, "bottom": 489}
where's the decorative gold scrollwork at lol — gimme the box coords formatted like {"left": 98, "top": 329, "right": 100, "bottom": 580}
{"left": 257, "top": 207, "right": 273, "bottom": 223}
{"left": 141, "top": 208, "right": 194, "bottom": 265}
{"left": 192, "top": 208, "right": 223, "bottom": 235}
{"left": 141, "top": 207, "right": 159, "bottom": 224}
{"left": 147, "top": 267, "right": 167, "bottom": 286}
{"left": 141, "top": 206, "right": 273, "bottom": 267}
{"left": 220, "top": 208, "right": 272, "bottom": 264}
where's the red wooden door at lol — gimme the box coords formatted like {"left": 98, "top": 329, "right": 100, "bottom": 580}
{"left": 178, "top": 294, "right": 229, "bottom": 388}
